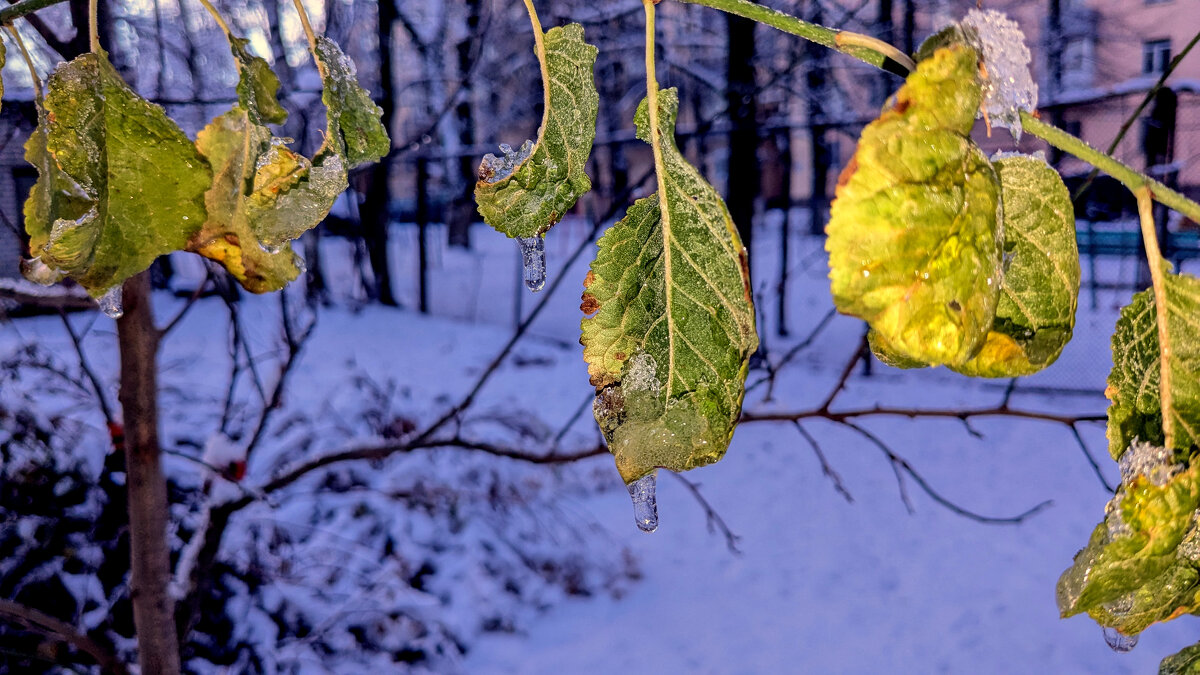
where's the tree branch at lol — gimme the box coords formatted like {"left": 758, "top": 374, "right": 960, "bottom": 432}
{"left": 0, "top": 599, "right": 128, "bottom": 674}
{"left": 666, "top": 472, "right": 742, "bottom": 554}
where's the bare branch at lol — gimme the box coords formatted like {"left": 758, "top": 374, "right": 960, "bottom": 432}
{"left": 158, "top": 272, "right": 210, "bottom": 338}
{"left": 667, "top": 472, "right": 742, "bottom": 555}
{"left": 58, "top": 311, "right": 115, "bottom": 427}
{"left": 839, "top": 421, "right": 1053, "bottom": 525}
{"left": 0, "top": 599, "right": 128, "bottom": 674}
{"left": 1069, "top": 423, "right": 1116, "bottom": 493}
{"left": 792, "top": 420, "right": 853, "bottom": 503}
{"left": 818, "top": 331, "right": 868, "bottom": 412}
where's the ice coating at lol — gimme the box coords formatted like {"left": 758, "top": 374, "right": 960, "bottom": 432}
{"left": 624, "top": 353, "right": 660, "bottom": 394}
{"left": 479, "top": 140, "right": 534, "bottom": 184}
{"left": 1178, "top": 514, "right": 1200, "bottom": 562}
{"left": 1102, "top": 626, "right": 1138, "bottom": 653}
{"left": 1118, "top": 439, "right": 1180, "bottom": 487}
{"left": 517, "top": 236, "right": 546, "bottom": 292}
{"left": 628, "top": 472, "right": 659, "bottom": 533}
{"left": 1104, "top": 492, "right": 1131, "bottom": 539}
{"left": 98, "top": 285, "right": 123, "bottom": 319}
{"left": 20, "top": 257, "right": 65, "bottom": 286}
{"left": 961, "top": 9, "right": 1038, "bottom": 140}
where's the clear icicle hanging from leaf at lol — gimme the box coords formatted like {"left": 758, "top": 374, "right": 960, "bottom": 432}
{"left": 628, "top": 472, "right": 658, "bottom": 533}
{"left": 475, "top": 3, "right": 599, "bottom": 294}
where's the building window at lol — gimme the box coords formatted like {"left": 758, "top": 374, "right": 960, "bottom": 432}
{"left": 1143, "top": 39, "right": 1171, "bottom": 75}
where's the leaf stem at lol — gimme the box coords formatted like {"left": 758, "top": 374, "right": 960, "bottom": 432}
{"left": 195, "top": 0, "right": 232, "bottom": 39}
{"left": 521, "top": 0, "right": 552, "bottom": 160}
{"left": 5, "top": 24, "right": 40, "bottom": 99}
{"left": 289, "top": 0, "right": 318, "bottom": 55}
{"left": 674, "top": 0, "right": 914, "bottom": 74}
{"left": 87, "top": 0, "right": 98, "bottom": 52}
{"left": 1020, "top": 112, "right": 1200, "bottom": 224}
{"left": 0, "top": 0, "right": 69, "bottom": 27}
{"left": 1135, "top": 186, "right": 1175, "bottom": 448}
{"left": 642, "top": 0, "right": 667, "bottom": 191}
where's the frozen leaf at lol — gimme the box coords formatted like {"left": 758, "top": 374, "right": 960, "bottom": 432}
{"left": 190, "top": 36, "right": 303, "bottom": 293}
{"left": 826, "top": 44, "right": 1002, "bottom": 367}
{"left": 245, "top": 36, "right": 388, "bottom": 249}
{"left": 1161, "top": 642, "right": 1200, "bottom": 674}
{"left": 951, "top": 156, "right": 1079, "bottom": 377}
{"left": 312, "top": 36, "right": 389, "bottom": 170}
{"left": 1106, "top": 274, "right": 1200, "bottom": 459}
{"left": 1057, "top": 461, "right": 1200, "bottom": 635}
{"left": 28, "top": 51, "right": 210, "bottom": 297}
{"left": 476, "top": 23, "right": 599, "bottom": 239}
{"left": 580, "top": 88, "right": 757, "bottom": 484}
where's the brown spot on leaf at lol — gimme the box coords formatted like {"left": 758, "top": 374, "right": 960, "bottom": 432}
{"left": 738, "top": 248, "right": 753, "bottom": 305}
{"left": 583, "top": 270, "right": 595, "bottom": 288}
{"left": 580, "top": 293, "right": 600, "bottom": 315}
{"left": 614, "top": 351, "right": 626, "bottom": 361}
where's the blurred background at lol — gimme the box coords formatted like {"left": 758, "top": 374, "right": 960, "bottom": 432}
{"left": 0, "top": 0, "right": 1197, "bottom": 672}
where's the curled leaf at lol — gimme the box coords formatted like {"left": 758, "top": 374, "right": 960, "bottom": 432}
{"left": 580, "top": 88, "right": 757, "bottom": 483}
{"left": 476, "top": 23, "right": 599, "bottom": 239}
{"left": 826, "top": 44, "right": 1002, "bottom": 367}
{"left": 27, "top": 51, "right": 211, "bottom": 297}
{"left": 950, "top": 155, "right": 1079, "bottom": 377}
{"left": 1057, "top": 456, "right": 1200, "bottom": 636}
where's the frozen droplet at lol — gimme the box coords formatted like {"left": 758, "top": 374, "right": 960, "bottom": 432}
{"left": 21, "top": 257, "right": 64, "bottom": 285}
{"left": 98, "top": 285, "right": 123, "bottom": 319}
{"left": 479, "top": 139, "right": 534, "bottom": 184}
{"left": 961, "top": 9, "right": 1038, "bottom": 140}
{"left": 1102, "top": 627, "right": 1138, "bottom": 653}
{"left": 517, "top": 236, "right": 546, "bottom": 292}
{"left": 1118, "top": 439, "right": 1180, "bottom": 487}
{"left": 628, "top": 472, "right": 659, "bottom": 533}
{"left": 292, "top": 252, "right": 308, "bottom": 275}
{"left": 259, "top": 241, "right": 283, "bottom": 255}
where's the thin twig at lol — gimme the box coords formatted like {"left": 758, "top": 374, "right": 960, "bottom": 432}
{"left": 58, "top": 311, "right": 115, "bottom": 427}
{"left": 158, "top": 272, "right": 210, "bottom": 338}
{"left": 1069, "top": 423, "right": 1115, "bottom": 493}
{"left": 792, "top": 420, "right": 853, "bottom": 503}
{"left": 667, "top": 471, "right": 742, "bottom": 554}
{"left": 840, "top": 421, "right": 1053, "bottom": 524}
{"left": 819, "top": 333, "right": 868, "bottom": 412}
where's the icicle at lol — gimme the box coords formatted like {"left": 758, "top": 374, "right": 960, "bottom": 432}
{"left": 517, "top": 236, "right": 547, "bottom": 292}
{"left": 627, "top": 472, "right": 659, "bottom": 533}
{"left": 98, "top": 285, "right": 123, "bottom": 319}
{"left": 292, "top": 251, "right": 308, "bottom": 276}
{"left": 1102, "top": 627, "right": 1138, "bottom": 653}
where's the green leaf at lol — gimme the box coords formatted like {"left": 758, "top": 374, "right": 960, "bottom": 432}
{"left": 825, "top": 44, "right": 1002, "bottom": 367}
{"left": 190, "top": 37, "right": 302, "bottom": 293}
{"left": 245, "top": 36, "right": 388, "bottom": 250}
{"left": 1057, "top": 455, "right": 1200, "bottom": 635}
{"left": 1161, "top": 641, "right": 1200, "bottom": 674}
{"left": 950, "top": 156, "right": 1079, "bottom": 377}
{"left": 1106, "top": 274, "right": 1200, "bottom": 459}
{"left": 475, "top": 23, "right": 598, "bottom": 239}
{"left": 28, "top": 51, "right": 210, "bottom": 297}
{"left": 313, "top": 36, "right": 389, "bottom": 170}
{"left": 580, "top": 88, "right": 757, "bottom": 484}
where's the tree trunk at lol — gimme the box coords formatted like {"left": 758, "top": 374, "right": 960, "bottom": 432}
{"left": 116, "top": 272, "right": 180, "bottom": 675}
{"left": 725, "top": 6, "right": 759, "bottom": 254}
{"left": 361, "top": 0, "right": 398, "bottom": 306}
{"left": 448, "top": 0, "right": 483, "bottom": 249}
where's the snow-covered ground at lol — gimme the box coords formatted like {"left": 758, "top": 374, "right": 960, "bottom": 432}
{"left": 6, "top": 217, "right": 1199, "bottom": 672}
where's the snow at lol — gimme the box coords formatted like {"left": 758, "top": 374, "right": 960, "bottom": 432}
{"left": 5, "top": 216, "right": 1200, "bottom": 672}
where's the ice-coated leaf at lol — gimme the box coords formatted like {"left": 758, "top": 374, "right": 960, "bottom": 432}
{"left": 826, "top": 43, "right": 1002, "bottom": 367}
{"left": 245, "top": 36, "right": 388, "bottom": 249}
{"left": 950, "top": 156, "right": 1079, "bottom": 377}
{"left": 1161, "top": 641, "right": 1200, "bottom": 674}
{"left": 1057, "top": 459, "right": 1200, "bottom": 635}
{"left": 475, "top": 23, "right": 598, "bottom": 239}
{"left": 580, "top": 88, "right": 757, "bottom": 484}
{"left": 190, "top": 36, "right": 302, "bottom": 293}
{"left": 312, "top": 36, "right": 389, "bottom": 170}
{"left": 28, "top": 51, "right": 210, "bottom": 296}
{"left": 1106, "top": 274, "right": 1200, "bottom": 459}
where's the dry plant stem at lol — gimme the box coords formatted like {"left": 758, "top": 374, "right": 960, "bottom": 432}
{"left": 86, "top": 0, "right": 98, "bottom": 51}
{"left": 0, "top": 0, "right": 67, "bottom": 25}
{"left": 1136, "top": 186, "right": 1175, "bottom": 447}
{"left": 6, "top": 24, "right": 40, "bottom": 98}
{"left": 116, "top": 271, "right": 181, "bottom": 675}
{"left": 0, "top": 599, "right": 129, "bottom": 674}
